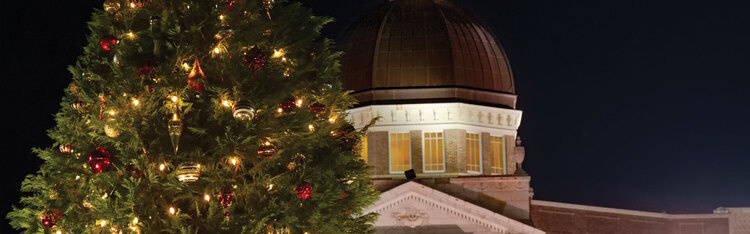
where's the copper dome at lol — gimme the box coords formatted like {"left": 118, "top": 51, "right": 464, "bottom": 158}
{"left": 340, "top": 0, "right": 517, "bottom": 108}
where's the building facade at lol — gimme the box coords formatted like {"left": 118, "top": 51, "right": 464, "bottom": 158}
{"left": 339, "top": 0, "right": 749, "bottom": 233}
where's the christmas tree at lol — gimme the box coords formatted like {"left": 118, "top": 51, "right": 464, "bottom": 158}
{"left": 7, "top": 0, "right": 378, "bottom": 232}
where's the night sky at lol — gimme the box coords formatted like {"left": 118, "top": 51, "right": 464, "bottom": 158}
{"left": 2, "top": 0, "right": 750, "bottom": 231}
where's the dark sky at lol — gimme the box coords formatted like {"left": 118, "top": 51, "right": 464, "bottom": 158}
{"left": 2, "top": 0, "right": 750, "bottom": 231}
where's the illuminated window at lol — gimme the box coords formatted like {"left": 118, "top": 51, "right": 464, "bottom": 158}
{"left": 422, "top": 132, "right": 445, "bottom": 172}
{"left": 466, "top": 133, "right": 481, "bottom": 173}
{"left": 359, "top": 136, "right": 368, "bottom": 163}
{"left": 491, "top": 136, "right": 506, "bottom": 174}
{"left": 389, "top": 133, "right": 411, "bottom": 173}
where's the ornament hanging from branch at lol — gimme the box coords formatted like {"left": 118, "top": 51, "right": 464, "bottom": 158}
{"left": 139, "top": 58, "right": 157, "bottom": 79}
{"left": 243, "top": 46, "right": 266, "bottom": 73}
{"left": 308, "top": 103, "right": 327, "bottom": 115}
{"left": 104, "top": 118, "right": 120, "bottom": 138}
{"left": 88, "top": 146, "right": 113, "bottom": 174}
{"left": 295, "top": 182, "right": 313, "bottom": 200}
{"left": 220, "top": 187, "right": 234, "bottom": 208}
{"left": 176, "top": 163, "right": 200, "bottom": 182}
{"left": 40, "top": 210, "right": 63, "bottom": 228}
{"left": 59, "top": 144, "right": 73, "bottom": 154}
{"left": 168, "top": 113, "right": 183, "bottom": 154}
{"left": 187, "top": 57, "right": 206, "bottom": 91}
{"left": 257, "top": 142, "right": 276, "bottom": 159}
{"left": 99, "top": 36, "right": 118, "bottom": 51}
{"left": 262, "top": 0, "right": 273, "bottom": 19}
{"left": 232, "top": 101, "right": 256, "bottom": 120}
{"left": 103, "top": 0, "right": 121, "bottom": 13}
{"left": 279, "top": 98, "right": 298, "bottom": 113}
{"left": 129, "top": 0, "right": 152, "bottom": 8}
{"left": 71, "top": 101, "right": 89, "bottom": 113}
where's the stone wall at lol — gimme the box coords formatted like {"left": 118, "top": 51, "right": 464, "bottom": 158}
{"left": 531, "top": 200, "right": 730, "bottom": 234}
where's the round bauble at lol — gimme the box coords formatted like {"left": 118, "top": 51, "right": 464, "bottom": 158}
{"left": 88, "top": 146, "right": 112, "bottom": 174}
{"left": 99, "top": 36, "right": 118, "bottom": 51}
{"left": 257, "top": 143, "right": 277, "bottom": 159}
{"left": 279, "top": 98, "right": 297, "bottom": 113}
{"left": 176, "top": 162, "right": 200, "bottom": 182}
{"left": 295, "top": 182, "right": 313, "bottom": 200}
{"left": 308, "top": 103, "right": 327, "bottom": 115}
{"left": 232, "top": 101, "right": 255, "bottom": 120}
{"left": 243, "top": 46, "right": 266, "bottom": 73}
{"left": 104, "top": 118, "right": 120, "bottom": 138}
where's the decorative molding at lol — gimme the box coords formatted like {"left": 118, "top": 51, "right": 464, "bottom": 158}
{"left": 452, "top": 176, "right": 531, "bottom": 192}
{"left": 365, "top": 181, "right": 544, "bottom": 234}
{"left": 391, "top": 206, "right": 429, "bottom": 228}
{"left": 347, "top": 103, "right": 522, "bottom": 133}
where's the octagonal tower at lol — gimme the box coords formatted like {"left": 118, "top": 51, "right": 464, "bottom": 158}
{"left": 341, "top": 0, "right": 534, "bottom": 230}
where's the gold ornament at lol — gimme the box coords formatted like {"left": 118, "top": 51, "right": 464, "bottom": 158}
{"left": 103, "top": 0, "right": 121, "bottom": 13}
{"left": 168, "top": 114, "right": 183, "bottom": 155}
{"left": 187, "top": 57, "right": 206, "bottom": 91}
{"left": 104, "top": 118, "right": 120, "bottom": 137}
{"left": 176, "top": 163, "right": 200, "bottom": 182}
{"left": 59, "top": 144, "right": 73, "bottom": 154}
{"left": 287, "top": 161, "right": 296, "bottom": 170}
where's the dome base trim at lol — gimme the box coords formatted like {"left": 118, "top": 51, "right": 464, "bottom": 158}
{"left": 350, "top": 87, "right": 517, "bottom": 109}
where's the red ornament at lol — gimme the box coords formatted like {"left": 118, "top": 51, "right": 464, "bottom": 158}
{"left": 243, "top": 46, "right": 266, "bottom": 73}
{"left": 88, "top": 146, "right": 113, "bottom": 174}
{"left": 279, "top": 98, "right": 297, "bottom": 112}
{"left": 99, "top": 35, "right": 118, "bottom": 51}
{"left": 126, "top": 163, "right": 143, "bottom": 178}
{"left": 220, "top": 187, "right": 234, "bottom": 209}
{"left": 225, "top": 0, "right": 234, "bottom": 11}
{"left": 40, "top": 210, "right": 63, "bottom": 228}
{"left": 187, "top": 57, "right": 206, "bottom": 91}
{"left": 295, "top": 182, "right": 313, "bottom": 200}
{"left": 308, "top": 103, "right": 327, "bottom": 115}
{"left": 139, "top": 58, "right": 157, "bottom": 79}
{"left": 257, "top": 144, "right": 277, "bottom": 159}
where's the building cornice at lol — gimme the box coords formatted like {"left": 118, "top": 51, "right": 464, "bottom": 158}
{"left": 531, "top": 200, "right": 730, "bottom": 220}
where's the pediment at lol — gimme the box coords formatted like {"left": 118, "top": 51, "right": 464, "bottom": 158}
{"left": 365, "top": 181, "right": 543, "bottom": 234}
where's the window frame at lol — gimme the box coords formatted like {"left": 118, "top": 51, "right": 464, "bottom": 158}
{"left": 388, "top": 132, "right": 412, "bottom": 174}
{"left": 465, "top": 132, "right": 482, "bottom": 174}
{"left": 490, "top": 135, "right": 506, "bottom": 175}
{"left": 421, "top": 131, "right": 446, "bottom": 173}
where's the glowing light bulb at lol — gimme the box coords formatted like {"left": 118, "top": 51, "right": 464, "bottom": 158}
{"left": 295, "top": 99, "right": 303, "bottom": 107}
{"left": 102, "top": 193, "right": 108, "bottom": 199}
{"left": 132, "top": 217, "right": 138, "bottom": 224}
{"left": 169, "top": 207, "right": 175, "bottom": 214}
{"left": 159, "top": 163, "right": 165, "bottom": 171}
{"left": 281, "top": 57, "right": 287, "bottom": 62}
{"left": 219, "top": 15, "right": 225, "bottom": 20}
{"left": 222, "top": 100, "right": 231, "bottom": 107}
{"left": 264, "top": 141, "right": 271, "bottom": 146}
{"left": 267, "top": 184, "right": 274, "bottom": 191}
{"left": 132, "top": 99, "right": 140, "bottom": 107}
{"left": 100, "top": 220, "right": 107, "bottom": 227}
{"left": 127, "top": 32, "right": 135, "bottom": 39}
{"left": 130, "top": 2, "right": 136, "bottom": 8}
{"left": 213, "top": 47, "right": 221, "bottom": 54}
{"left": 109, "top": 110, "right": 116, "bottom": 116}
{"left": 56, "top": 231, "right": 62, "bottom": 234}
{"left": 308, "top": 124, "right": 314, "bottom": 131}
{"left": 204, "top": 194, "right": 210, "bottom": 202}
{"left": 272, "top": 49, "right": 285, "bottom": 58}
{"left": 230, "top": 157, "right": 237, "bottom": 166}
{"left": 328, "top": 117, "right": 336, "bottom": 123}
{"left": 171, "top": 96, "right": 178, "bottom": 102}
{"left": 182, "top": 62, "right": 190, "bottom": 71}
{"left": 277, "top": 107, "right": 283, "bottom": 113}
